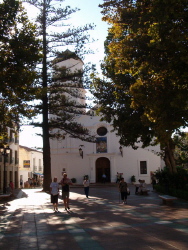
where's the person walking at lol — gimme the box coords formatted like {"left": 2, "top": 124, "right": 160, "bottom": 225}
{"left": 119, "top": 177, "right": 128, "bottom": 204}
{"left": 151, "top": 175, "right": 157, "bottom": 190}
{"left": 83, "top": 176, "right": 90, "bottom": 198}
{"left": 20, "top": 179, "right": 23, "bottom": 188}
{"left": 102, "top": 173, "right": 106, "bottom": 184}
{"left": 9, "top": 181, "right": 14, "bottom": 196}
{"left": 50, "top": 177, "right": 59, "bottom": 212}
{"left": 60, "top": 173, "right": 73, "bottom": 211}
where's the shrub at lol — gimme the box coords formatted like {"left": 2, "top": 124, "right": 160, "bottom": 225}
{"left": 155, "top": 167, "right": 188, "bottom": 190}
{"left": 131, "top": 175, "right": 136, "bottom": 182}
{"left": 154, "top": 167, "right": 188, "bottom": 201}
{"left": 155, "top": 184, "right": 188, "bottom": 201}
{"left": 71, "top": 178, "right": 76, "bottom": 183}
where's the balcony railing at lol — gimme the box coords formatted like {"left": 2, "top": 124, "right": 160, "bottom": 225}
{"left": 10, "top": 157, "right": 15, "bottom": 164}
{"left": 34, "top": 166, "right": 38, "bottom": 171}
{"left": 9, "top": 138, "right": 14, "bottom": 143}
{"left": 15, "top": 138, "right": 19, "bottom": 144}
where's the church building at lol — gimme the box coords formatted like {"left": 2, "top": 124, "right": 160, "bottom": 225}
{"left": 50, "top": 51, "right": 164, "bottom": 184}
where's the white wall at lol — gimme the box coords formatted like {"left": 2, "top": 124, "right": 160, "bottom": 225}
{"left": 50, "top": 114, "right": 163, "bottom": 184}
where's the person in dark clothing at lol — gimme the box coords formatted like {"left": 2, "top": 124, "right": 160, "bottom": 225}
{"left": 119, "top": 178, "right": 128, "bottom": 204}
{"left": 60, "top": 173, "right": 73, "bottom": 211}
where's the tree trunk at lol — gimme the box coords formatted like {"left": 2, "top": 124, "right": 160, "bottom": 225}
{"left": 42, "top": 114, "right": 51, "bottom": 192}
{"left": 164, "top": 139, "right": 177, "bottom": 173}
{"left": 42, "top": 0, "right": 51, "bottom": 192}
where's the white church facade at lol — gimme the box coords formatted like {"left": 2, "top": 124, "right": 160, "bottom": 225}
{"left": 50, "top": 114, "right": 163, "bottom": 184}
{"left": 50, "top": 51, "right": 164, "bottom": 184}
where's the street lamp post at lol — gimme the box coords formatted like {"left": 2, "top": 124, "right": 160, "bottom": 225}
{"left": 0, "top": 146, "right": 10, "bottom": 194}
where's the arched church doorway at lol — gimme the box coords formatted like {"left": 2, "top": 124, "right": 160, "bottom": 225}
{"left": 96, "top": 157, "right": 111, "bottom": 183}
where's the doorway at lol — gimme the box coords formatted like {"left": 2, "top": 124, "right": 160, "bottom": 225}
{"left": 96, "top": 157, "right": 111, "bottom": 183}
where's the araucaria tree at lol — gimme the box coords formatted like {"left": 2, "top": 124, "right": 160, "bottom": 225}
{"left": 0, "top": 0, "right": 42, "bottom": 140}
{"left": 91, "top": 0, "right": 188, "bottom": 173}
{"left": 26, "top": 0, "right": 94, "bottom": 191}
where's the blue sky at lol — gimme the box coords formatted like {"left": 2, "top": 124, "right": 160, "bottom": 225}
{"left": 24, "top": 0, "right": 109, "bottom": 67}
{"left": 20, "top": 0, "right": 109, "bottom": 149}
{"left": 65, "top": 0, "right": 109, "bottom": 62}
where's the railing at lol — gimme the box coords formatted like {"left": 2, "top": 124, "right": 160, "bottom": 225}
{"left": 9, "top": 138, "right": 14, "bottom": 143}
{"left": 15, "top": 139, "right": 19, "bottom": 144}
{"left": 10, "top": 157, "right": 15, "bottom": 164}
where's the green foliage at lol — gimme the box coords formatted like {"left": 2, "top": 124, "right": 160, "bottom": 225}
{"left": 0, "top": 0, "right": 42, "bottom": 137}
{"left": 25, "top": 0, "right": 95, "bottom": 191}
{"left": 155, "top": 167, "right": 188, "bottom": 190}
{"left": 173, "top": 133, "right": 188, "bottom": 168}
{"left": 155, "top": 166, "right": 188, "bottom": 200}
{"left": 155, "top": 184, "right": 188, "bottom": 200}
{"left": 71, "top": 178, "right": 77, "bottom": 183}
{"left": 27, "top": 0, "right": 95, "bottom": 142}
{"left": 92, "top": 0, "right": 188, "bottom": 173}
{"left": 131, "top": 175, "right": 136, "bottom": 182}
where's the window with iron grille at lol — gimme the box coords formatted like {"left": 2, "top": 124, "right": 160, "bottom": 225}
{"left": 140, "top": 161, "right": 147, "bottom": 174}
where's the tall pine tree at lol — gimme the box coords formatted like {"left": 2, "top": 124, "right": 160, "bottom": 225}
{"left": 26, "top": 0, "right": 95, "bottom": 191}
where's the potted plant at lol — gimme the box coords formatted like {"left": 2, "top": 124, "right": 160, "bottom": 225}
{"left": 131, "top": 175, "right": 136, "bottom": 184}
{"left": 71, "top": 178, "right": 77, "bottom": 183}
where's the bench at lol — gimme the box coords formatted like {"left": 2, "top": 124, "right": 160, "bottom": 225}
{"left": 159, "top": 195, "right": 177, "bottom": 205}
{"left": 135, "top": 189, "right": 150, "bottom": 195}
{"left": 140, "top": 189, "right": 150, "bottom": 195}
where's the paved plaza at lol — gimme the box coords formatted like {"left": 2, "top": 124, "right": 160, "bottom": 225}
{"left": 0, "top": 185, "right": 188, "bottom": 250}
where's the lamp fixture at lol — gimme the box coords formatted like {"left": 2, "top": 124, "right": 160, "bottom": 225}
{"left": 119, "top": 146, "right": 123, "bottom": 157}
{"left": 0, "top": 145, "right": 10, "bottom": 154}
{"left": 79, "top": 145, "right": 84, "bottom": 159}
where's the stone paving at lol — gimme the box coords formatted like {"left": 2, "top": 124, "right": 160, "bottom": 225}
{"left": 0, "top": 185, "right": 188, "bottom": 250}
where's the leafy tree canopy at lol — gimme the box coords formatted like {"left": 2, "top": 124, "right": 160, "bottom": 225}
{"left": 174, "top": 132, "right": 188, "bottom": 168}
{"left": 91, "top": 0, "right": 188, "bottom": 173}
{"left": 0, "top": 0, "right": 42, "bottom": 140}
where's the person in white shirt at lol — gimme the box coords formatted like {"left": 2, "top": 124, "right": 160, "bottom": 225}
{"left": 50, "top": 177, "right": 59, "bottom": 212}
{"left": 83, "top": 176, "right": 90, "bottom": 198}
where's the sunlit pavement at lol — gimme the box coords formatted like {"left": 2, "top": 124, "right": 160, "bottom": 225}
{"left": 0, "top": 185, "right": 188, "bottom": 250}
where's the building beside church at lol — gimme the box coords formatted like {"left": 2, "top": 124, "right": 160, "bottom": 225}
{"left": 50, "top": 51, "right": 164, "bottom": 184}
{"left": 0, "top": 127, "right": 19, "bottom": 192}
{"left": 19, "top": 145, "right": 43, "bottom": 187}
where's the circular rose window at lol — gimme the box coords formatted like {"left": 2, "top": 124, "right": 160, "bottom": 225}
{"left": 97, "top": 127, "right": 107, "bottom": 136}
